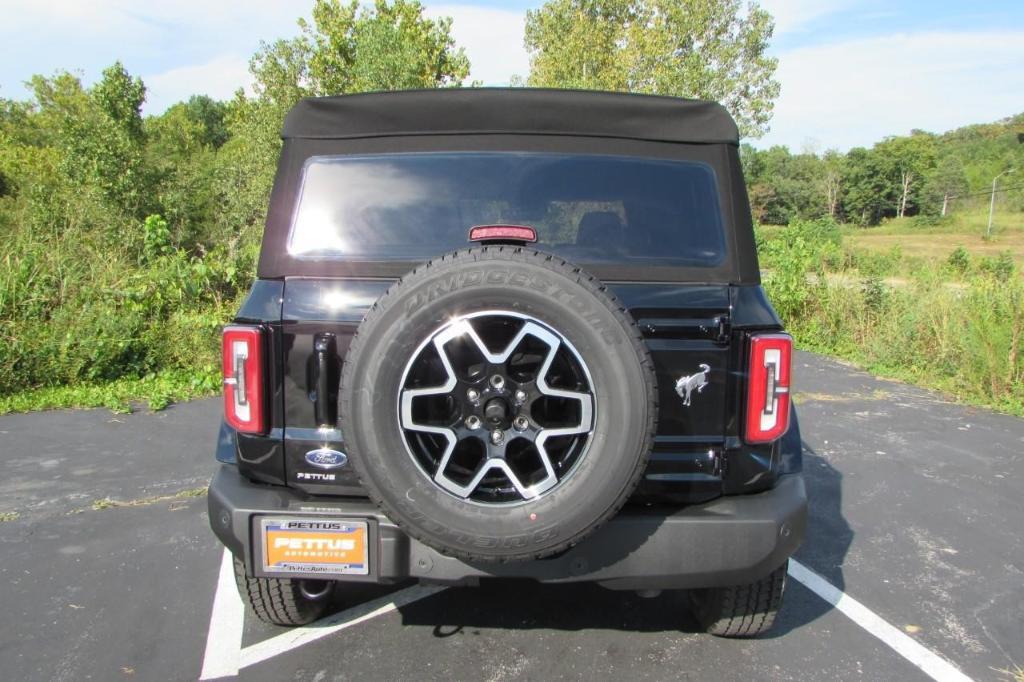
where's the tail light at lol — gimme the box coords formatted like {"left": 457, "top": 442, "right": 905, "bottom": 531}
{"left": 222, "top": 325, "right": 265, "bottom": 434}
{"left": 745, "top": 333, "right": 792, "bottom": 443}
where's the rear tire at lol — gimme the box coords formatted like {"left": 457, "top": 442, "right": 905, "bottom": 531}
{"left": 233, "top": 557, "right": 333, "bottom": 626}
{"left": 690, "top": 561, "right": 788, "bottom": 637}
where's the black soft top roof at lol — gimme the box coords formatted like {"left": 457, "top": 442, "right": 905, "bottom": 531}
{"left": 281, "top": 88, "right": 739, "bottom": 145}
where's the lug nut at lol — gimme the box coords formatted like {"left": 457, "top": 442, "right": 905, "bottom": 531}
{"left": 490, "top": 429, "right": 504, "bottom": 445}
{"left": 466, "top": 388, "right": 480, "bottom": 402}
{"left": 489, "top": 375, "right": 505, "bottom": 390}
{"left": 514, "top": 389, "right": 527, "bottom": 403}
{"left": 465, "top": 415, "right": 481, "bottom": 430}
{"left": 513, "top": 416, "right": 529, "bottom": 432}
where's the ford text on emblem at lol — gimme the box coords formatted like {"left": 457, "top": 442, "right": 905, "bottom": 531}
{"left": 305, "top": 448, "right": 348, "bottom": 469}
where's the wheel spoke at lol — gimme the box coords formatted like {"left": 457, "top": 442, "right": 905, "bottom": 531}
{"left": 400, "top": 330, "right": 461, "bottom": 486}
{"left": 441, "top": 459, "right": 541, "bottom": 500}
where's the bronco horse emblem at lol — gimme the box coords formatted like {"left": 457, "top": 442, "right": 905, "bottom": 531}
{"left": 675, "top": 364, "right": 711, "bottom": 406}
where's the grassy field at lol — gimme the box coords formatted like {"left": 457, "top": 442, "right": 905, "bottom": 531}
{"left": 843, "top": 209, "right": 1024, "bottom": 264}
{"left": 758, "top": 215, "right": 1023, "bottom": 416}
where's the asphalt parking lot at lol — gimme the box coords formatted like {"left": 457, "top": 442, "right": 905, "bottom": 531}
{"left": 1, "top": 351, "right": 1022, "bottom": 681}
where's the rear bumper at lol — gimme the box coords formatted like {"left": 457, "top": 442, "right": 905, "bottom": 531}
{"left": 208, "top": 466, "right": 806, "bottom": 590}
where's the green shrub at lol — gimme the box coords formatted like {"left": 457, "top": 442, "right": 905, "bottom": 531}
{"left": 762, "top": 236, "right": 817, "bottom": 322}
{"left": 0, "top": 203, "right": 254, "bottom": 397}
{"left": 860, "top": 276, "right": 890, "bottom": 313}
{"left": 976, "top": 251, "right": 1016, "bottom": 282}
{"left": 911, "top": 213, "right": 950, "bottom": 228}
{"left": 789, "top": 217, "right": 843, "bottom": 247}
{"left": 946, "top": 246, "right": 970, "bottom": 275}
{"left": 851, "top": 247, "right": 903, "bottom": 278}
{"left": 142, "top": 213, "right": 172, "bottom": 262}
{"left": 757, "top": 218, "right": 845, "bottom": 273}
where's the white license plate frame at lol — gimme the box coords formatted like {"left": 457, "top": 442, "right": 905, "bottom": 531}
{"left": 260, "top": 517, "right": 369, "bottom": 577}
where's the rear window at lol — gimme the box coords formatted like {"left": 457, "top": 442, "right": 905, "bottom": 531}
{"left": 288, "top": 152, "right": 726, "bottom": 267}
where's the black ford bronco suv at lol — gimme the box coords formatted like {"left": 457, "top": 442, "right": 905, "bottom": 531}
{"left": 208, "top": 88, "right": 806, "bottom": 637}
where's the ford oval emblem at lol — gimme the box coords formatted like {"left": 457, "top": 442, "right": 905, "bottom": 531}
{"left": 305, "top": 448, "right": 348, "bottom": 469}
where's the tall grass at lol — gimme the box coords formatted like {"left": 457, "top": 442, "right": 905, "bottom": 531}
{"left": 761, "top": 219, "right": 1024, "bottom": 415}
{"left": 0, "top": 208, "right": 258, "bottom": 405}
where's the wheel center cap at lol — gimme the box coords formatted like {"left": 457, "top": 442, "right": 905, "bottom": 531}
{"left": 483, "top": 397, "right": 510, "bottom": 428}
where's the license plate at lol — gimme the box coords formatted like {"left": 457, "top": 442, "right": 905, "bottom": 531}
{"left": 260, "top": 518, "right": 369, "bottom": 576}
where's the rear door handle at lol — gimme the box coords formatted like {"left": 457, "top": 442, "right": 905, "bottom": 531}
{"left": 313, "top": 333, "right": 336, "bottom": 427}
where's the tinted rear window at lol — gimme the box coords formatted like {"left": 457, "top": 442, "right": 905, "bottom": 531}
{"left": 288, "top": 153, "right": 725, "bottom": 267}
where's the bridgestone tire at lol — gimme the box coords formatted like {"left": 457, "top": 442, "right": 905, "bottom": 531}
{"left": 690, "top": 562, "right": 788, "bottom": 637}
{"left": 233, "top": 557, "right": 332, "bottom": 626}
{"left": 340, "top": 247, "right": 657, "bottom": 562}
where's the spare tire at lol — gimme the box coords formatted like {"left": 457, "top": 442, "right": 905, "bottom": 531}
{"left": 340, "top": 247, "right": 656, "bottom": 562}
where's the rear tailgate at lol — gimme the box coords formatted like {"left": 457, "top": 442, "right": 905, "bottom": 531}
{"left": 280, "top": 278, "right": 389, "bottom": 495}
{"left": 277, "top": 278, "right": 732, "bottom": 504}
{"left": 613, "top": 284, "right": 730, "bottom": 504}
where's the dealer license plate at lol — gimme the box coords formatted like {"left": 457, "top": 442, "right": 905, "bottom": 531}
{"left": 260, "top": 518, "right": 369, "bottom": 576}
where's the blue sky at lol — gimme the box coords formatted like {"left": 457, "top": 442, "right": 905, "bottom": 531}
{"left": 1, "top": 1, "right": 1022, "bottom": 150}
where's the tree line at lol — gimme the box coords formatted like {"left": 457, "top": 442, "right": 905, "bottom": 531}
{"left": 0, "top": 0, "right": 1019, "bottom": 403}
{"left": 0, "top": 0, "right": 786, "bottom": 398}
{"left": 742, "top": 117, "right": 1024, "bottom": 226}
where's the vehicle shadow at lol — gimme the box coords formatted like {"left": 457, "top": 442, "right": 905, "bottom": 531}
{"left": 768, "top": 440, "right": 853, "bottom": 637}
{"left": 394, "top": 440, "right": 853, "bottom": 638}
{"left": 292, "top": 440, "right": 853, "bottom": 639}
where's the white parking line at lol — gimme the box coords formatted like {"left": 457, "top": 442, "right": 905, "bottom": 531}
{"left": 788, "top": 559, "right": 974, "bottom": 682}
{"left": 199, "top": 549, "right": 245, "bottom": 680}
{"left": 201, "top": 550, "right": 975, "bottom": 680}
{"left": 199, "top": 550, "right": 445, "bottom": 679}
{"left": 238, "top": 584, "right": 447, "bottom": 670}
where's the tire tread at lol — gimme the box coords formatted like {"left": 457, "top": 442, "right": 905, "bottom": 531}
{"left": 692, "top": 562, "right": 787, "bottom": 638}
{"left": 232, "top": 557, "right": 328, "bottom": 626}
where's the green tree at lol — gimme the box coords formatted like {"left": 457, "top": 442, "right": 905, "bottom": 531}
{"left": 309, "top": 0, "right": 470, "bottom": 93}
{"left": 877, "top": 132, "right": 937, "bottom": 218}
{"left": 842, "top": 147, "right": 891, "bottom": 225}
{"left": 524, "top": 0, "right": 780, "bottom": 138}
{"left": 741, "top": 145, "right": 826, "bottom": 224}
{"left": 820, "top": 150, "right": 844, "bottom": 219}
{"left": 251, "top": 0, "right": 470, "bottom": 108}
{"left": 921, "top": 156, "right": 969, "bottom": 217}
{"left": 220, "top": 0, "right": 472, "bottom": 249}
{"left": 182, "top": 95, "right": 229, "bottom": 148}
{"left": 144, "top": 102, "right": 219, "bottom": 245}
{"left": 28, "top": 63, "right": 151, "bottom": 219}
{"left": 91, "top": 62, "right": 146, "bottom": 143}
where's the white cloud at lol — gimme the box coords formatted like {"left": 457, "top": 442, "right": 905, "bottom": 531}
{"left": 760, "top": 30, "right": 1024, "bottom": 150}
{"left": 0, "top": 0, "right": 304, "bottom": 37}
{"left": 143, "top": 55, "right": 252, "bottom": 113}
{"left": 0, "top": 0, "right": 308, "bottom": 104}
{"left": 425, "top": 5, "right": 529, "bottom": 85}
{"left": 759, "top": 0, "right": 858, "bottom": 35}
